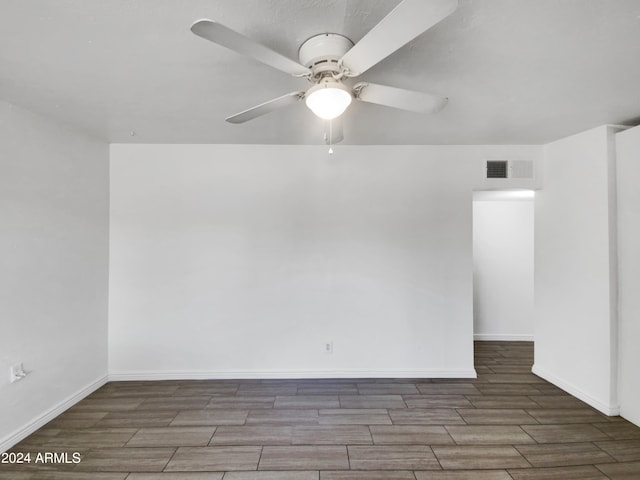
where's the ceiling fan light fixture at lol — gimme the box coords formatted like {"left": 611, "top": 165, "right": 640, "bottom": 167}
{"left": 305, "top": 81, "right": 352, "bottom": 120}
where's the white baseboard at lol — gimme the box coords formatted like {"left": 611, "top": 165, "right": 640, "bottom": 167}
{"left": 109, "top": 368, "right": 478, "bottom": 381}
{"left": 0, "top": 375, "right": 108, "bottom": 453}
{"left": 474, "top": 334, "right": 534, "bottom": 341}
{"left": 532, "top": 364, "right": 620, "bottom": 416}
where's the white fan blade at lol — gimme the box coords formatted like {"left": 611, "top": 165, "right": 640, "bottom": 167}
{"left": 191, "top": 19, "right": 311, "bottom": 77}
{"left": 226, "top": 92, "right": 304, "bottom": 124}
{"left": 354, "top": 82, "right": 448, "bottom": 113}
{"left": 323, "top": 118, "right": 344, "bottom": 145}
{"left": 340, "top": 0, "right": 458, "bottom": 76}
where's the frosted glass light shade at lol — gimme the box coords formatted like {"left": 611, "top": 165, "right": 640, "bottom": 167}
{"left": 305, "top": 82, "right": 352, "bottom": 120}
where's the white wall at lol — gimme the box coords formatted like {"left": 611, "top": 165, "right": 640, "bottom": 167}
{"left": 0, "top": 101, "right": 109, "bottom": 451}
{"left": 616, "top": 125, "right": 640, "bottom": 427}
{"left": 473, "top": 192, "right": 534, "bottom": 341}
{"left": 534, "top": 125, "right": 622, "bottom": 415}
{"left": 109, "top": 144, "right": 539, "bottom": 379}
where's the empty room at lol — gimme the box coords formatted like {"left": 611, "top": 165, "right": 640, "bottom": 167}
{"left": 2, "top": 0, "right": 640, "bottom": 479}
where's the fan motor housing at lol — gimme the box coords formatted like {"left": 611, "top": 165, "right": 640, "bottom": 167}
{"left": 298, "top": 33, "right": 353, "bottom": 76}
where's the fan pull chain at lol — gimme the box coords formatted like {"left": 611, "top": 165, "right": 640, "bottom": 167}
{"left": 328, "top": 119, "right": 334, "bottom": 155}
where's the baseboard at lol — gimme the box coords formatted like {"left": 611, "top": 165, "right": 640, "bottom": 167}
{"left": 109, "top": 368, "right": 478, "bottom": 381}
{"left": 532, "top": 364, "right": 620, "bottom": 416}
{"left": 474, "top": 334, "right": 534, "bottom": 341}
{"left": 0, "top": 375, "right": 108, "bottom": 453}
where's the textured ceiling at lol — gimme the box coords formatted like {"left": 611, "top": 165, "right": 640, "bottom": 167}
{"left": 1, "top": 0, "right": 639, "bottom": 145}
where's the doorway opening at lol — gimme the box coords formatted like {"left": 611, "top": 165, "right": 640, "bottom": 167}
{"left": 472, "top": 190, "right": 534, "bottom": 341}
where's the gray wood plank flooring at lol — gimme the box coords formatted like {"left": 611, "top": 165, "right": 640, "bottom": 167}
{"left": 2, "top": 341, "right": 640, "bottom": 479}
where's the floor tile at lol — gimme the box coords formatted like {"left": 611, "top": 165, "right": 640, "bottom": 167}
{"left": 466, "top": 395, "right": 541, "bottom": 409}
{"left": 322, "top": 471, "right": 415, "bottom": 479}
{"left": 259, "top": 446, "right": 349, "bottom": 470}
{"left": 96, "top": 411, "right": 179, "bottom": 428}
{"left": 225, "top": 473, "right": 318, "bottom": 480}
{"left": 41, "top": 428, "right": 138, "bottom": 448}
{"left": 246, "top": 409, "right": 319, "bottom": 425}
{"left": 18, "top": 474, "right": 128, "bottom": 480}
{"left": 356, "top": 383, "right": 419, "bottom": 395}
{"left": 75, "top": 447, "right": 176, "bottom": 472}
{"left": 206, "top": 396, "right": 275, "bottom": 409}
{"left": 414, "top": 471, "right": 512, "bottom": 480}
{"left": 475, "top": 384, "right": 541, "bottom": 396}
{"left": 480, "top": 373, "right": 545, "bottom": 384}
{"left": 596, "top": 461, "right": 640, "bottom": 479}
{"left": 521, "top": 424, "right": 610, "bottom": 443}
{"left": 318, "top": 408, "right": 388, "bottom": 415}
{"left": 515, "top": 442, "right": 615, "bottom": 467}
{"left": 445, "top": 426, "right": 535, "bottom": 445}
{"left": 403, "top": 395, "right": 472, "bottom": 408}
{"left": 210, "top": 426, "right": 293, "bottom": 445}
{"left": 370, "top": 425, "right": 454, "bottom": 445}
{"left": 417, "top": 384, "right": 481, "bottom": 395}
{"left": 486, "top": 365, "right": 533, "bottom": 374}
{"left": 172, "top": 384, "right": 239, "bottom": 396}
{"left": 457, "top": 409, "right": 538, "bottom": 425}
{"left": 432, "top": 446, "right": 531, "bottom": 469}
{"left": 45, "top": 411, "right": 108, "bottom": 429}
{"left": 593, "top": 422, "right": 640, "bottom": 440}
{"left": 297, "top": 386, "right": 359, "bottom": 395}
{"left": 71, "top": 398, "right": 144, "bottom": 411}
{"left": 96, "top": 383, "right": 180, "bottom": 398}
{"left": 595, "top": 439, "right": 640, "bottom": 462}
{"left": 127, "top": 474, "right": 224, "bottom": 480}
{"left": 339, "top": 395, "right": 406, "bottom": 409}
{"left": 318, "top": 413, "right": 391, "bottom": 425}
{"left": 348, "top": 445, "right": 440, "bottom": 470}
{"left": 526, "top": 395, "right": 590, "bottom": 409}
{"left": 292, "top": 425, "right": 372, "bottom": 444}
{"left": 171, "top": 410, "right": 248, "bottom": 426}
{"left": 126, "top": 427, "right": 215, "bottom": 446}
{"left": 275, "top": 396, "right": 340, "bottom": 409}
{"left": 0, "top": 473, "right": 34, "bottom": 480}
{"left": 237, "top": 386, "right": 298, "bottom": 396}
{"left": 165, "top": 446, "right": 261, "bottom": 471}
{"left": 136, "top": 397, "right": 212, "bottom": 411}
{"left": 389, "top": 408, "right": 465, "bottom": 425}
{"left": 316, "top": 409, "right": 391, "bottom": 425}
{"left": 532, "top": 384, "right": 569, "bottom": 395}
{"left": 525, "top": 408, "right": 607, "bottom": 424}
{"left": 508, "top": 465, "right": 608, "bottom": 479}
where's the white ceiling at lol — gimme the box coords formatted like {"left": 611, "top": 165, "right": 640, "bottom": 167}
{"left": 1, "top": 0, "right": 640, "bottom": 145}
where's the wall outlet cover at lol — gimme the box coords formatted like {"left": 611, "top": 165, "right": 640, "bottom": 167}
{"left": 10, "top": 363, "right": 26, "bottom": 383}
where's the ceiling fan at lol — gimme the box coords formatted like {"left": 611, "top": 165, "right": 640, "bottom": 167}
{"left": 191, "top": 0, "right": 457, "bottom": 143}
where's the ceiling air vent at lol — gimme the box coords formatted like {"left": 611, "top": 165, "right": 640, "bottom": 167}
{"left": 485, "top": 160, "right": 534, "bottom": 179}
{"left": 486, "top": 160, "right": 508, "bottom": 179}
{"left": 510, "top": 160, "right": 534, "bottom": 179}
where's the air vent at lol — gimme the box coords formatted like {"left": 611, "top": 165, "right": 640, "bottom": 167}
{"left": 485, "top": 160, "right": 534, "bottom": 179}
{"left": 486, "top": 160, "right": 508, "bottom": 179}
{"left": 510, "top": 160, "right": 534, "bottom": 179}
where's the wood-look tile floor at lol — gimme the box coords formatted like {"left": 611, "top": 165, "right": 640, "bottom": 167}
{"left": 3, "top": 341, "right": 640, "bottom": 479}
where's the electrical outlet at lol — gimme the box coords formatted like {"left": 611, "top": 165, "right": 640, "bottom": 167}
{"left": 10, "top": 363, "right": 27, "bottom": 383}
{"left": 325, "top": 341, "right": 333, "bottom": 354}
